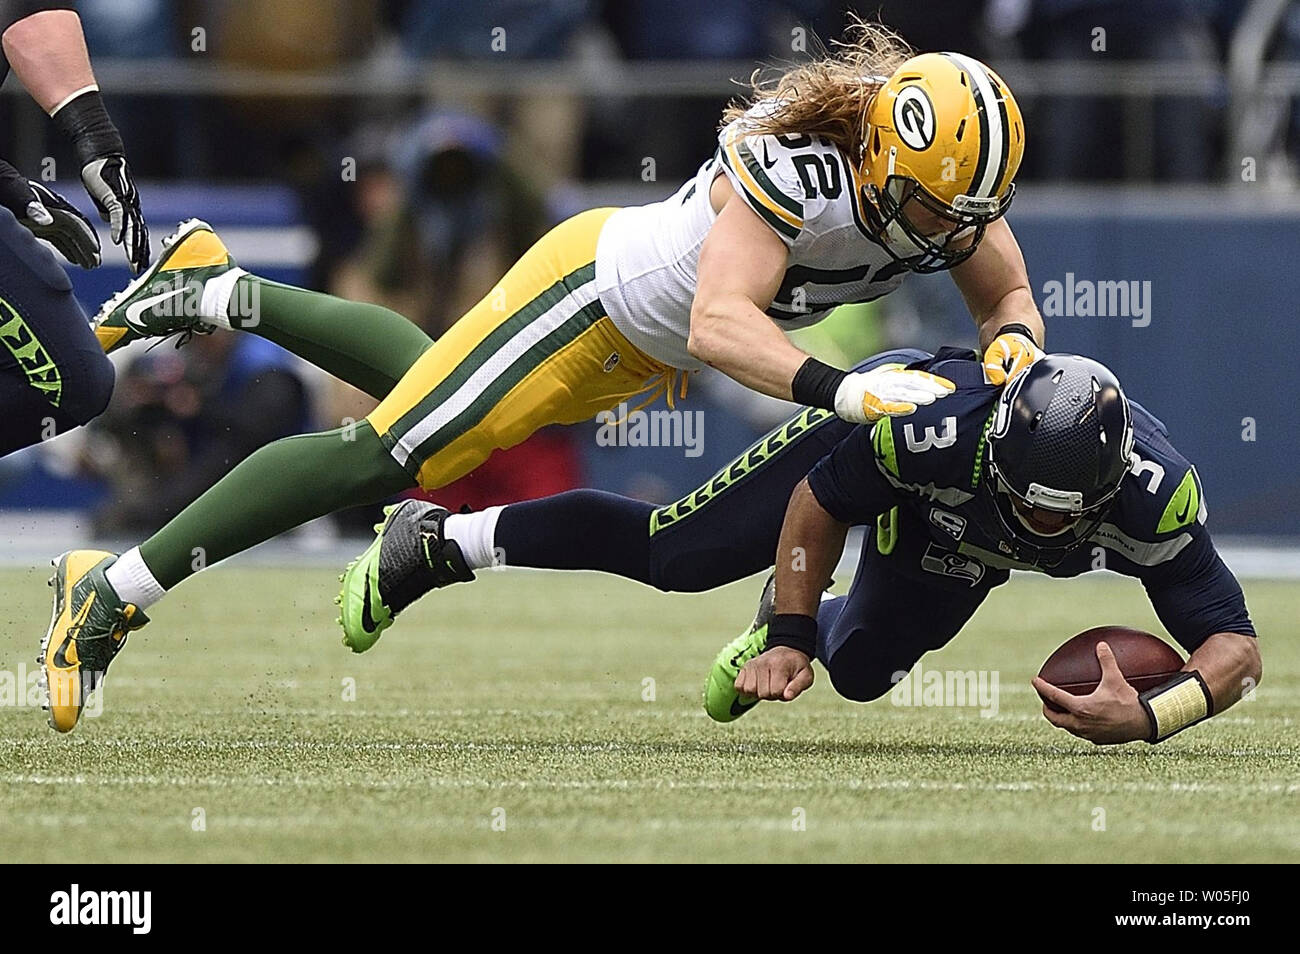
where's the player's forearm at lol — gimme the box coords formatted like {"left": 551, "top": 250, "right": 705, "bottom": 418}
{"left": 687, "top": 294, "right": 809, "bottom": 400}
{"left": 772, "top": 479, "right": 846, "bottom": 619}
{"left": 950, "top": 219, "right": 1044, "bottom": 349}
{"left": 3, "top": 9, "right": 96, "bottom": 114}
{"left": 975, "top": 286, "right": 1043, "bottom": 350}
{"left": 1185, "top": 631, "right": 1261, "bottom": 718}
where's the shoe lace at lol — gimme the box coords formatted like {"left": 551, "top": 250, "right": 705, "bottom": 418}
{"left": 68, "top": 604, "right": 134, "bottom": 645}
{"left": 143, "top": 323, "right": 215, "bottom": 353}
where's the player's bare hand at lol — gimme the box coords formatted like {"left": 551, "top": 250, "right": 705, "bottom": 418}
{"left": 1033, "top": 641, "right": 1151, "bottom": 745}
{"left": 736, "top": 647, "right": 814, "bottom": 702}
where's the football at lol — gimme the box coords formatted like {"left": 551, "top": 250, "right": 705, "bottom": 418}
{"left": 1036, "top": 625, "right": 1185, "bottom": 712}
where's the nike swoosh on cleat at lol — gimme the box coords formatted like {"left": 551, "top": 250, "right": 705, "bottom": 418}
{"left": 123, "top": 287, "right": 188, "bottom": 332}
{"left": 52, "top": 634, "right": 77, "bottom": 669}
{"left": 730, "top": 697, "right": 758, "bottom": 716}
{"left": 52, "top": 593, "right": 95, "bottom": 668}
{"left": 360, "top": 572, "right": 379, "bottom": 633}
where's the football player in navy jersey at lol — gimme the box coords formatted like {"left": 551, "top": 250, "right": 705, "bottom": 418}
{"left": 0, "top": 0, "right": 148, "bottom": 457}
{"left": 388, "top": 348, "right": 1258, "bottom": 746}
{"left": 712, "top": 350, "right": 1259, "bottom": 744}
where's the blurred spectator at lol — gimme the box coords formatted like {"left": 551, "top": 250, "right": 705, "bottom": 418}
{"left": 343, "top": 110, "right": 548, "bottom": 337}
{"left": 205, "top": 0, "right": 382, "bottom": 69}
{"left": 589, "top": 0, "right": 833, "bottom": 182}
{"left": 88, "top": 334, "right": 309, "bottom": 535}
{"left": 1018, "top": 0, "right": 1220, "bottom": 181}
{"left": 327, "top": 109, "right": 580, "bottom": 517}
{"left": 382, "top": 0, "right": 594, "bottom": 188}
{"left": 863, "top": 2, "right": 992, "bottom": 57}
{"left": 389, "top": 0, "right": 591, "bottom": 59}
{"left": 79, "top": 0, "right": 176, "bottom": 58}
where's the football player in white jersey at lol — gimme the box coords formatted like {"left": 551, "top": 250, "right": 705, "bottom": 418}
{"left": 43, "top": 19, "right": 1047, "bottom": 730}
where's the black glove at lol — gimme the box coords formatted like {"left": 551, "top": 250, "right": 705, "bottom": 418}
{"left": 0, "top": 160, "right": 101, "bottom": 268}
{"left": 52, "top": 88, "right": 150, "bottom": 274}
{"left": 79, "top": 154, "right": 148, "bottom": 273}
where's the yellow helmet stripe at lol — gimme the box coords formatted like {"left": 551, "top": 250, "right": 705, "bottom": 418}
{"left": 942, "top": 52, "right": 1008, "bottom": 200}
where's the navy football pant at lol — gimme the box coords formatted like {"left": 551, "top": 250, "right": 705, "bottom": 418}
{"left": 494, "top": 348, "right": 993, "bottom": 699}
{"left": 0, "top": 207, "right": 114, "bottom": 457}
{"left": 494, "top": 349, "right": 928, "bottom": 590}
{"left": 814, "top": 547, "right": 989, "bottom": 702}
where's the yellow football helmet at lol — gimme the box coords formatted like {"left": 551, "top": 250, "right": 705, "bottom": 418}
{"left": 862, "top": 51, "right": 1024, "bottom": 272}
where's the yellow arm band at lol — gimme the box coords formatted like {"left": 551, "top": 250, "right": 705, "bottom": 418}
{"left": 1139, "top": 671, "right": 1213, "bottom": 743}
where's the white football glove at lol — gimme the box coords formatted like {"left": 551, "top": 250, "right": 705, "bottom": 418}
{"left": 833, "top": 366, "right": 956, "bottom": 424}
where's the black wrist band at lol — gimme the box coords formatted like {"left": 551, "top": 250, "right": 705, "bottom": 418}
{"left": 993, "top": 322, "right": 1038, "bottom": 344}
{"left": 765, "top": 613, "right": 818, "bottom": 659}
{"left": 791, "top": 357, "right": 846, "bottom": 411}
{"left": 52, "top": 89, "right": 124, "bottom": 167}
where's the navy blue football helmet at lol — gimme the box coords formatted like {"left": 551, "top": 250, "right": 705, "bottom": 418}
{"left": 983, "top": 354, "right": 1134, "bottom": 565}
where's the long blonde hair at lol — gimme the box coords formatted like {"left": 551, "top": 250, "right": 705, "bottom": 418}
{"left": 721, "top": 16, "right": 913, "bottom": 162}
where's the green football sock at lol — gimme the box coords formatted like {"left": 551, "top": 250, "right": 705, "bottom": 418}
{"left": 229, "top": 277, "right": 434, "bottom": 400}
{"left": 138, "top": 421, "right": 412, "bottom": 590}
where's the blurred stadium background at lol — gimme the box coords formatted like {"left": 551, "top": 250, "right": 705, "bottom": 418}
{"left": 1, "top": 0, "right": 1297, "bottom": 567}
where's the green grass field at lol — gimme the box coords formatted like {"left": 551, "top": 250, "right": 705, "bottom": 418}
{"left": 0, "top": 565, "right": 1295, "bottom": 863}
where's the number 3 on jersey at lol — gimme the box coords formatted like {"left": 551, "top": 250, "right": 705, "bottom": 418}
{"left": 904, "top": 416, "right": 957, "bottom": 453}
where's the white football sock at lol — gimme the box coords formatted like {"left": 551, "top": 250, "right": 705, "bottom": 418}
{"left": 105, "top": 546, "right": 167, "bottom": 609}
{"left": 442, "top": 506, "right": 505, "bottom": 570}
{"left": 200, "top": 268, "right": 249, "bottom": 330}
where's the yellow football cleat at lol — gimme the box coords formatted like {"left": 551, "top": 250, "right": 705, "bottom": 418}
{"left": 38, "top": 550, "right": 148, "bottom": 733}
{"left": 92, "top": 218, "right": 244, "bottom": 353}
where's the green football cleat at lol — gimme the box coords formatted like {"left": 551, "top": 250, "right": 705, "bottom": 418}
{"left": 336, "top": 499, "right": 475, "bottom": 653}
{"left": 703, "top": 573, "right": 776, "bottom": 723}
{"left": 92, "top": 218, "right": 245, "bottom": 354}
{"left": 38, "top": 549, "right": 149, "bottom": 733}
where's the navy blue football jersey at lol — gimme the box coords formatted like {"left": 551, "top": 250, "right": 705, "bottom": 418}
{"left": 807, "top": 348, "right": 1254, "bottom": 652}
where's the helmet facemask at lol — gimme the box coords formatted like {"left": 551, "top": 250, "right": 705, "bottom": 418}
{"left": 980, "top": 358, "right": 1134, "bottom": 567}
{"left": 984, "top": 464, "right": 1119, "bottom": 566}
{"left": 864, "top": 157, "right": 1015, "bottom": 273}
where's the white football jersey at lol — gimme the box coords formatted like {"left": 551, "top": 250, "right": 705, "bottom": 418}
{"left": 595, "top": 108, "right": 914, "bottom": 371}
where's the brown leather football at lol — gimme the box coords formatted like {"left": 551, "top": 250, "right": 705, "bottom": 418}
{"left": 1036, "top": 626, "right": 1185, "bottom": 713}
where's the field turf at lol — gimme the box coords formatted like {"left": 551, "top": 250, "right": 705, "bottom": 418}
{"left": 0, "top": 566, "right": 1295, "bottom": 863}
